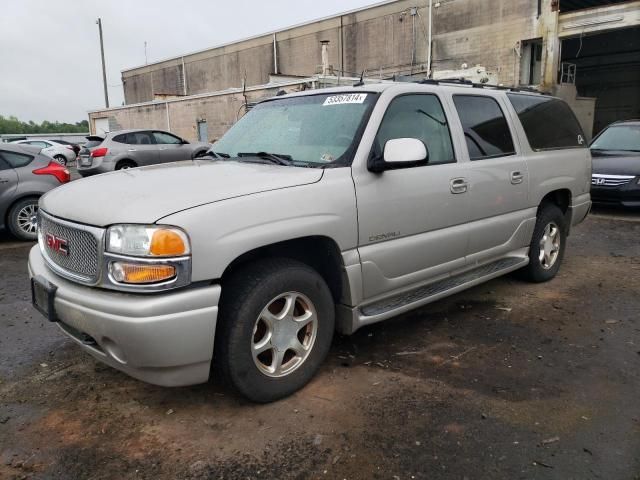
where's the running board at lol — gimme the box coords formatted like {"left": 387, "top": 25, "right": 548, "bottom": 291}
{"left": 356, "top": 256, "right": 528, "bottom": 327}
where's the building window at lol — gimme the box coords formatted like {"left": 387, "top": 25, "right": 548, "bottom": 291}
{"left": 520, "top": 39, "right": 543, "bottom": 86}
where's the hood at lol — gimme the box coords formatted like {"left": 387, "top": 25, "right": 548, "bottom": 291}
{"left": 591, "top": 150, "right": 640, "bottom": 176}
{"left": 41, "top": 160, "right": 323, "bottom": 226}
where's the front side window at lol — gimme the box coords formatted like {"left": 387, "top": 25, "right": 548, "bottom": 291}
{"left": 507, "top": 94, "right": 587, "bottom": 151}
{"left": 0, "top": 150, "right": 33, "bottom": 168}
{"left": 590, "top": 124, "right": 640, "bottom": 153}
{"left": 153, "top": 132, "right": 182, "bottom": 145}
{"left": 211, "top": 92, "right": 378, "bottom": 167}
{"left": 372, "top": 94, "right": 455, "bottom": 165}
{"left": 453, "top": 95, "right": 516, "bottom": 160}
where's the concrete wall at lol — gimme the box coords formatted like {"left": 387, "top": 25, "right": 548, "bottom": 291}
{"left": 90, "top": 81, "right": 313, "bottom": 143}
{"left": 122, "top": 0, "right": 547, "bottom": 104}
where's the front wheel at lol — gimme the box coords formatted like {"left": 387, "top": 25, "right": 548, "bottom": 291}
{"left": 215, "top": 258, "right": 335, "bottom": 403}
{"left": 519, "top": 203, "right": 567, "bottom": 283}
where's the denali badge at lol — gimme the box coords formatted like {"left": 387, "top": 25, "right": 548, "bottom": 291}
{"left": 45, "top": 233, "right": 69, "bottom": 256}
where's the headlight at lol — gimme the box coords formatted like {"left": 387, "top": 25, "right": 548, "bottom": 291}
{"left": 106, "top": 225, "right": 190, "bottom": 257}
{"left": 104, "top": 225, "right": 191, "bottom": 290}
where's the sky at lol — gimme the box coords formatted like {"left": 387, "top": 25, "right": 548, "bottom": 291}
{"left": 0, "top": 0, "right": 380, "bottom": 124}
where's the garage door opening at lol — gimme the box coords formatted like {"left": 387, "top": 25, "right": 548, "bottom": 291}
{"left": 561, "top": 26, "right": 640, "bottom": 135}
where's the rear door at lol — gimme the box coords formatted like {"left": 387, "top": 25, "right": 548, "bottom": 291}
{"left": 127, "top": 131, "right": 159, "bottom": 166}
{"left": 0, "top": 153, "right": 20, "bottom": 220}
{"left": 152, "top": 131, "right": 190, "bottom": 163}
{"left": 450, "top": 94, "right": 531, "bottom": 264}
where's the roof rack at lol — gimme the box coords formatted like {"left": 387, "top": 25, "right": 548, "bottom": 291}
{"left": 414, "top": 77, "right": 549, "bottom": 95}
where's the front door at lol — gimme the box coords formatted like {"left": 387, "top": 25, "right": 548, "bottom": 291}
{"left": 153, "top": 131, "right": 190, "bottom": 163}
{"left": 450, "top": 94, "right": 531, "bottom": 264}
{"left": 353, "top": 93, "right": 470, "bottom": 300}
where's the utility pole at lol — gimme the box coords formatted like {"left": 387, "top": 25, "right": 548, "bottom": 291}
{"left": 96, "top": 18, "right": 109, "bottom": 108}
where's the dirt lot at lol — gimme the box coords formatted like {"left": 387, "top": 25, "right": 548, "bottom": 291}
{"left": 1, "top": 210, "right": 639, "bottom": 480}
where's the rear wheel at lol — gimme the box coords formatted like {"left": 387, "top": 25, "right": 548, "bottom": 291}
{"left": 215, "top": 258, "right": 335, "bottom": 403}
{"left": 115, "top": 160, "right": 136, "bottom": 170}
{"left": 53, "top": 155, "right": 67, "bottom": 166}
{"left": 7, "top": 198, "right": 39, "bottom": 241}
{"left": 519, "top": 203, "right": 567, "bottom": 283}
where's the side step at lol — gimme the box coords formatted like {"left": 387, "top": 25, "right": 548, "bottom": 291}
{"left": 360, "top": 257, "right": 527, "bottom": 318}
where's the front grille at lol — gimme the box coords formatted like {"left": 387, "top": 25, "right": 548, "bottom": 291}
{"left": 39, "top": 212, "right": 101, "bottom": 282}
{"left": 591, "top": 174, "right": 635, "bottom": 187}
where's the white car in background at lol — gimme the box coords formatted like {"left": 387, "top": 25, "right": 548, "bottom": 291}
{"left": 13, "top": 139, "right": 76, "bottom": 166}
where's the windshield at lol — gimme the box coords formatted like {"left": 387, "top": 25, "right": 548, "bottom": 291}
{"left": 210, "top": 92, "right": 378, "bottom": 166}
{"left": 591, "top": 125, "right": 640, "bottom": 152}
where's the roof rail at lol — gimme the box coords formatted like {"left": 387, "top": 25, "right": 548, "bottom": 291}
{"left": 413, "top": 77, "right": 549, "bottom": 95}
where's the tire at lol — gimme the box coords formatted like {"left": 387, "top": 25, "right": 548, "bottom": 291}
{"left": 519, "top": 203, "right": 567, "bottom": 283}
{"left": 215, "top": 258, "right": 335, "bottom": 403}
{"left": 115, "top": 160, "right": 136, "bottom": 171}
{"left": 53, "top": 155, "right": 67, "bottom": 166}
{"left": 7, "top": 197, "right": 39, "bottom": 241}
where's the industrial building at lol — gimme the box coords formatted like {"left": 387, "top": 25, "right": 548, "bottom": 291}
{"left": 88, "top": 0, "right": 640, "bottom": 142}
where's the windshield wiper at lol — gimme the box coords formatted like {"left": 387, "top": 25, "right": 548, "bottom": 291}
{"left": 238, "top": 152, "right": 293, "bottom": 166}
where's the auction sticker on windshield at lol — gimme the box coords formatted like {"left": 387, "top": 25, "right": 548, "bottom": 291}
{"left": 323, "top": 94, "right": 368, "bottom": 106}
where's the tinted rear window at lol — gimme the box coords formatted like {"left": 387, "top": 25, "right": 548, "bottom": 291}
{"left": 84, "top": 140, "right": 103, "bottom": 148}
{"left": 0, "top": 150, "right": 34, "bottom": 168}
{"left": 453, "top": 95, "right": 516, "bottom": 160}
{"left": 507, "top": 94, "right": 587, "bottom": 151}
{"left": 113, "top": 134, "right": 129, "bottom": 144}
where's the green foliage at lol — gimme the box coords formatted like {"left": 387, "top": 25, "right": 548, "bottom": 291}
{"left": 0, "top": 116, "right": 89, "bottom": 135}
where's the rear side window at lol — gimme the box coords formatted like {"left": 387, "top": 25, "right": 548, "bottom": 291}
{"left": 0, "top": 150, "right": 33, "bottom": 168}
{"left": 128, "top": 132, "right": 155, "bottom": 145}
{"left": 113, "top": 134, "right": 129, "bottom": 144}
{"left": 507, "top": 94, "right": 586, "bottom": 150}
{"left": 453, "top": 95, "right": 515, "bottom": 160}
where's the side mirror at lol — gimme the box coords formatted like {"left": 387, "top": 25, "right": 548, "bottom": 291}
{"left": 369, "top": 138, "right": 429, "bottom": 173}
{"left": 181, "top": 139, "right": 189, "bottom": 145}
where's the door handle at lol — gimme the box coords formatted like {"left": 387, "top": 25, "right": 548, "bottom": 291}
{"left": 0, "top": 179, "right": 8, "bottom": 184}
{"left": 127, "top": 149, "right": 137, "bottom": 152}
{"left": 450, "top": 178, "right": 469, "bottom": 194}
{"left": 510, "top": 171, "right": 524, "bottom": 185}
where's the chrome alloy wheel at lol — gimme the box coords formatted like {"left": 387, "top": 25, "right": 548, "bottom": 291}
{"left": 251, "top": 292, "right": 318, "bottom": 378}
{"left": 16, "top": 203, "right": 38, "bottom": 235}
{"left": 539, "top": 222, "right": 560, "bottom": 270}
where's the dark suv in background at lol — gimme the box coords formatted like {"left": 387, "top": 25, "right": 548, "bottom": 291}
{"left": 77, "top": 129, "right": 210, "bottom": 177}
{"left": 590, "top": 120, "right": 640, "bottom": 208}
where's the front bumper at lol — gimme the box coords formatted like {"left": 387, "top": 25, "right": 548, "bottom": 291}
{"left": 591, "top": 183, "right": 640, "bottom": 208}
{"left": 28, "top": 246, "right": 220, "bottom": 387}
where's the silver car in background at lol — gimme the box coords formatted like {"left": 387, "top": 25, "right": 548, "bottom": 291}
{"left": 0, "top": 144, "right": 70, "bottom": 240}
{"left": 13, "top": 139, "right": 77, "bottom": 166}
{"left": 77, "top": 129, "right": 211, "bottom": 176}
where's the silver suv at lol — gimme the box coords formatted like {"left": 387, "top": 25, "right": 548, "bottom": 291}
{"left": 77, "top": 129, "right": 210, "bottom": 176}
{"left": 29, "top": 83, "right": 591, "bottom": 403}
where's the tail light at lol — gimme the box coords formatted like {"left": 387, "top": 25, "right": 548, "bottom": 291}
{"left": 33, "top": 162, "right": 71, "bottom": 184}
{"left": 91, "top": 147, "right": 109, "bottom": 158}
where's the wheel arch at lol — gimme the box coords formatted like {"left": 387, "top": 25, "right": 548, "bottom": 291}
{"left": 538, "top": 188, "right": 572, "bottom": 233}
{"left": 220, "top": 235, "right": 351, "bottom": 306}
{"left": 115, "top": 158, "right": 137, "bottom": 169}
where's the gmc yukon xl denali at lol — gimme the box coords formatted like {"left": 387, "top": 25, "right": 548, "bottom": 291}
{"left": 29, "top": 83, "right": 592, "bottom": 402}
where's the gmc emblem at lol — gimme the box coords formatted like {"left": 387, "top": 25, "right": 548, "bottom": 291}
{"left": 45, "top": 233, "right": 69, "bottom": 256}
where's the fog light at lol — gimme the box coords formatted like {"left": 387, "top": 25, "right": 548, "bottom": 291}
{"left": 110, "top": 262, "right": 176, "bottom": 284}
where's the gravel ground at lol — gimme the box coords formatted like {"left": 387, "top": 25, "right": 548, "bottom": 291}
{"left": 0, "top": 209, "right": 639, "bottom": 480}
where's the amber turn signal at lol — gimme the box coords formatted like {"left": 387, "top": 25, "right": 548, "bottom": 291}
{"left": 150, "top": 229, "right": 188, "bottom": 256}
{"left": 110, "top": 262, "right": 176, "bottom": 284}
